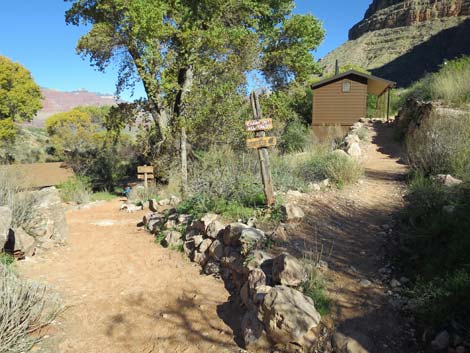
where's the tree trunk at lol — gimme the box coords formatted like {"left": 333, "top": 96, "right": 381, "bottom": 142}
{"left": 180, "top": 126, "right": 188, "bottom": 196}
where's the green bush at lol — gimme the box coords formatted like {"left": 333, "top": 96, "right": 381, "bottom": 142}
{"left": 279, "top": 120, "right": 310, "bottom": 154}
{"left": 406, "top": 112, "right": 470, "bottom": 181}
{"left": 400, "top": 56, "right": 470, "bottom": 107}
{"left": 301, "top": 269, "right": 331, "bottom": 316}
{"left": 57, "top": 176, "right": 92, "bottom": 204}
{"left": 399, "top": 173, "right": 470, "bottom": 336}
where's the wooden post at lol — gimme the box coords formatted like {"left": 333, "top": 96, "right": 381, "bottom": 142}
{"left": 386, "top": 88, "right": 391, "bottom": 122}
{"left": 250, "top": 92, "right": 275, "bottom": 207}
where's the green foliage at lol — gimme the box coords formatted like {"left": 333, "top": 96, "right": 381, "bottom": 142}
{"left": 0, "top": 119, "right": 17, "bottom": 144}
{"left": 279, "top": 119, "right": 310, "bottom": 154}
{"left": 399, "top": 174, "right": 470, "bottom": 335}
{"left": 0, "top": 253, "right": 14, "bottom": 266}
{"left": 0, "top": 56, "right": 42, "bottom": 124}
{"left": 302, "top": 270, "right": 331, "bottom": 316}
{"left": 57, "top": 177, "right": 92, "bottom": 204}
{"left": 400, "top": 56, "right": 470, "bottom": 107}
{"left": 406, "top": 112, "right": 470, "bottom": 181}
{"left": 90, "top": 191, "right": 117, "bottom": 202}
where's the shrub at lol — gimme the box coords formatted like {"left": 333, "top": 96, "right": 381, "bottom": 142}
{"left": 279, "top": 120, "right": 310, "bottom": 154}
{"left": 57, "top": 176, "right": 92, "bottom": 204}
{"left": 406, "top": 112, "right": 470, "bottom": 181}
{"left": 128, "top": 184, "right": 160, "bottom": 203}
{"left": 0, "top": 169, "right": 39, "bottom": 231}
{"left": 0, "top": 264, "right": 62, "bottom": 353}
{"left": 301, "top": 269, "right": 331, "bottom": 316}
{"left": 400, "top": 56, "right": 470, "bottom": 107}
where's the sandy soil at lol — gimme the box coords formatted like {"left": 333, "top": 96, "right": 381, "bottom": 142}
{"left": 18, "top": 201, "right": 240, "bottom": 353}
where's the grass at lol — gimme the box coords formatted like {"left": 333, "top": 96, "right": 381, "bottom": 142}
{"left": 91, "top": 191, "right": 118, "bottom": 201}
{"left": 400, "top": 56, "right": 470, "bottom": 108}
{"left": 398, "top": 173, "right": 470, "bottom": 337}
{"left": 301, "top": 270, "right": 331, "bottom": 316}
{"left": 0, "top": 252, "right": 14, "bottom": 266}
{"left": 57, "top": 176, "right": 92, "bottom": 204}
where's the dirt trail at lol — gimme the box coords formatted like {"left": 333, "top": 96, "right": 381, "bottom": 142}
{"left": 292, "top": 122, "right": 417, "bottom": 352}
{"left": 18, "top": 201, "right": 239, "bottom": 353}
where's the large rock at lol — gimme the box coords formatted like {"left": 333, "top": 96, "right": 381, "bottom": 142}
{"left": 206, "top": 220, "right": 225, "bottom": 239}
{"left": 0, "top": 206, "right": 12, "bottom": 247}
{"left": 222, "top": 223, "right": 249, "bottom": 246}
{"left": 347, "top": 142, "right": 362, "bottom": 159}
{"left": 28, "top": 187, "right": 68, "bottom": 243}
{"left": 241, "top": 311, "right": 271, "bottom": 352}
{"left": 4, "top": 228, "right": 36, "bottom": 257}
{"left": 272, "top": 254, "right": 307, "bottom": 287}
{"left": 199, "top": 238, "right": 213, "bottom": 254}
{"left": 332, "top": 331, "right": 375, "bottom": 353}
{"left": 208, "top": 239, "right": 224, "bottom": 260}
{"left": 261, "top": 286, "right": 321, "bottom": 349}
{"left": 240, "top": 228, "right": 266, "bottom": 255}
{"left": 281, "top": 203, "right": 305, "bottom": 223}
{"left": 162, "top": 231, "right": 183, "bottom": 247}
{"left": 203, "top": 259, "right": 221, "bottom": 276}
{"left": 345, "top": 134, "right": 360, "bottom": 147}
{"left": 435, "top": 174, "right": 463, "bottom": 186}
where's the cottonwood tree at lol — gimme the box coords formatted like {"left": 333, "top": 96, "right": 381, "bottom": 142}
{"left": 0, "top": 56, "right": 42, "bottom": 142}
{"left": 65, "top": 0, "right": 324, "bottom": 192}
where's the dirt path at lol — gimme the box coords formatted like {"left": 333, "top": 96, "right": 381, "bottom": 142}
{"left": 18, "top": 201, "right": 239, "bottom": 353}
{"left": 292, "top": 122, "right": 418, "bottom": 352}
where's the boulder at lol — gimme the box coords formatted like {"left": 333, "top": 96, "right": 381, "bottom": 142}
{"left": 188, "top": 220, "right": 206, "bottom": 235}
{"left": 164, "top": 219, "right": 177, "bottom": 230}
{"left": 198, "top": 238, "right": 213, "bottom": 254}
{"left": 345, "top": 134, "right": 360, "bottom": 147}
{"left": 162, "top": 231, "right": 183, "bottom": 247}
{"left": 253, "top": 285, "right": 272, "bottom": 305}
{"left": 201, "top": 213, "right": 219, "bottom": 230}
{"left": 271, "top": 224, "right": 288, "bottom": 242}
{"left": 203, "top": 259, "right": 221, "bottom": 276}
{"left": 158, "top": 198, "right": 170, "bottom": 206}
{"left": 0, "top": 206, "right": 12, "bottom": 247}
{"left": 431, "top": 330, "right": 450, "bottom": 351}
{"left": 177, "top": 214, "right": 192, "bottom": 225}
{"left": 248, "top": 268, "right": 267, "bottom": 292}
{"left": 143, "top": 212, "right": 164, "bottom": 226}
{"left": 281, "top": 203, "right": 305, "bottom": 223}
{"left": 147, "top": 216, "right": 166, "bottom": 233}
{"left": 183, "top": 240, "right": 195, "bottom": 259}
{"left": 435, "top": 174, "right": 463, "bottom": 187}
{"left": 28, "top": 187, "right": 68, "bottom": 243}
{"left": 148, "top": 199, "right": 159, "bottom": 212}
{"left": 332, "top": 331, "right": 375, "bottom": 353}
{"left": 240, "top": 228, "right": 266, "bottom": 255}
{"left": 347, "top": 143, "right": 362, "bottom": 159}
{"left": 221, "top": 251, "right": 245, "bottom": 275}
{"left": 191, "top": 235, "right": 204, "bottom": 248}
{"left": 194, "top": 251, "right": 209, "bottom": 267}
{"left": 241, "top": 311, "right": 271, "bottom": 352}
{"left": 261, "top": 285, "right": 321, "bottom": 349}
{"left": 208, "top": 239, "right": 224, "bottom": 260}
{"left": 222, "top": 222, "right": 249, "bottom": 246}
{"left": 245, "top": 250, "right": 274, "bottom": 272}
{"left": 206, "top": 220, "right": 225, "bottom": 239}
{"left": 272, "top": 254, "right": 307, "bottom": 287}
{"left": 4, "top": 228, "right": 36, "bottom": 257}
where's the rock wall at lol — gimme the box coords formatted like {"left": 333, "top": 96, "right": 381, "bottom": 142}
{"left": 350, "top": 0, "right": 470, "bottom": 39}
{"left": 141, "top": 209, "right": 323, "bottom": 353}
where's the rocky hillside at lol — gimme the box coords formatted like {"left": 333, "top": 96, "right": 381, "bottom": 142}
{"left": 30, "top": 88, "right": 117, "bottom": 127}
{"left": 320, "top": 0, "right": 470, "bottom": 86}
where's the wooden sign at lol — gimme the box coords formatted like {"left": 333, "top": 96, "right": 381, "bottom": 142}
{"left": 245, "top": 118, "right": 273, "bottom": 132}
{"left": 137, "top": 165, "right": 154, "bottom": 187}
{"left": 246, "top": 136, "right": 277, "bottom": 149}
{"left": 138, "top": 166, "right": 154, "bottom": 174}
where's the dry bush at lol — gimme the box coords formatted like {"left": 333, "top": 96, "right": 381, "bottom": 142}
{"left": 0, "top": 169, "right": 39, "bottom": 231}
{"left": 128, "top": 183, "right": 160, "bottom": 203}
{"left": 406, "top": 112, "right": 470, "bottom": 180}
{"left": 0, "top": 264, "right": 62, "bottom": 353}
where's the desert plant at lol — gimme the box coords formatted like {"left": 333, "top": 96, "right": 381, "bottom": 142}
{"left": 128, "top": 183, "right": 160, "bottom": 203}
{"left": 0, "top": 264, "right": 62, "bottom": 353}
{"left": 57, "top": 176, "right": 92, "bottom": 204}
{"left": 0, "top": 169, "right": 39, "bottom": 231}
{"left": 406, "top": 112, "right": 470, "bottom": 181}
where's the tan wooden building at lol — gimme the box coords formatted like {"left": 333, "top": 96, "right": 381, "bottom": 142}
{"left": 311, "top": 70, "right": 395, "bottom": 129}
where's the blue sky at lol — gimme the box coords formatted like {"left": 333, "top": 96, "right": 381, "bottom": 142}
{"left": 0, "top": 1, "right": 371, "bottom": 100}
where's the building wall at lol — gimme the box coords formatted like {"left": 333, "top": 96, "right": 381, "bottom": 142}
{"left": 312, "top": 76, "right": 367, "bottom": 126}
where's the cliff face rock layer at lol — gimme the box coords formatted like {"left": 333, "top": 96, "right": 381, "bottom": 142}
{"left": 321, "top": 0, "right": 470, "bottom": 86}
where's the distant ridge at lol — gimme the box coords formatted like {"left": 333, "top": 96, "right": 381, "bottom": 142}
{"left": 320, "top": 0, "right": 470, "bottom": 86}
{"left": 30, "top": 88, "right": 117, "bottom": 127}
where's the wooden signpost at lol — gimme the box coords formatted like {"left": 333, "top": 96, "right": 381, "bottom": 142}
{"left": 137, "top": 165, "right": 154, "bottom": 188}
{"left": 247, "top": 92, "right": 275, "bottom": 207}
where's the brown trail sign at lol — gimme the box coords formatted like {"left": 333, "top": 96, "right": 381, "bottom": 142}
{"left": 248, "top": 92, "right": 275, "bottom": 207}
{"left": 245, "top": 118, "right": 273, "bottom": 132}
{"left": 137, "top": 165, "right": 154, "bottom": 187}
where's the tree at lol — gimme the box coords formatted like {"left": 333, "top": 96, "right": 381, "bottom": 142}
{"left": 0, "top": 56, "right": 42, "bottom": 123}
{"left": 65, "top": 0, "right": 325, "bottom": 191}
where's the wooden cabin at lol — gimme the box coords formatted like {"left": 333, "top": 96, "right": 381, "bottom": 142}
{"left": 311, "top": 70, "right": 395, "bottom": 138}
